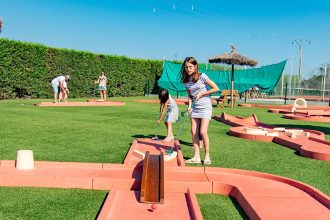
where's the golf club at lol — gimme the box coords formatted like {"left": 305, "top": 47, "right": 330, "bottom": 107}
{"left": 152, "top": 104, "right": 162, "bottom": 140}
{"left": 165, "top": 99, "right": 195, "bottom": 155}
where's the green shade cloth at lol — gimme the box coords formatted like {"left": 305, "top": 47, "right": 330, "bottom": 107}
{"left": 158, "top": 60, "right": 287, "bottom": 96}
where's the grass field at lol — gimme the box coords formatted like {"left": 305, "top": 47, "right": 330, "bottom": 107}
{"left": 0, "top": 97, "right": 329, "bottom": 219}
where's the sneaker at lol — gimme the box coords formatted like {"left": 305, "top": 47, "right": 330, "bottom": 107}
{"left": 185, "top": 158, "right": 201, "bottom": 164}
{"left": 152, "top": 136, "right": 159, "bottom": 140}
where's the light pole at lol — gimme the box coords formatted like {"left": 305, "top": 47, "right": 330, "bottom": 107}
{"left": 292, "top": 39, "right": 311, "bottom": 92}
{"left": 0, "top": 17, "right": 3, "bottom": 33}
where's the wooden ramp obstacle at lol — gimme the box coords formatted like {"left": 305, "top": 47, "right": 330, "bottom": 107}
{"left": 140, "top": 151, "right": 164, "bottom": 204}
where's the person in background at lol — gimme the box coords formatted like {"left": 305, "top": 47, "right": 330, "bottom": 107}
{"left": 94, "top": 71, "right": 107, "bottom": 101}
{"left": 51, "top": 75, "right": 71, "bottom": 103}
{"left": 180, "top": 57, "right": 219, "bottom": 165}
{"left": 59, "top": 80, "right": 69, "bottom": 102}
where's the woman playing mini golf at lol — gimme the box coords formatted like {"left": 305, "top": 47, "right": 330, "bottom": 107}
{"left": 180, "top": 57, "right": 219, "bottom": 165}
{"left": 157, "top": 89, "right": 179, "bottom": 142}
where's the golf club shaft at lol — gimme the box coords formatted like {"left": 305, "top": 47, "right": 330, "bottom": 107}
{"left": 175, "top": 99, "right": 195, "bottom": 140}
{"left": 93, "top": 83, "right": 96, "bottom": 98}
{"left": 153, "top": 103, "right": 162, "bottom": 138}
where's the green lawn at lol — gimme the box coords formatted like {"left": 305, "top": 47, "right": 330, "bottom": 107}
{"left": 0, "top": 97, "right": 329, "bottom": 219}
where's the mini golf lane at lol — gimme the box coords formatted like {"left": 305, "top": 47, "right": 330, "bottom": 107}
{"left": 34, "top": 100, "right": 125, "bottom": 107}
{"left": 267, "top": 107, "right": 330, "bottom": 123}
{"left": 135, "top": 99, "right": 188, "bottom": 105}
{"left": 98, "top": 188, "right": 201, "bottom": 220}
{"left": 239, "top": 103, "right": 330, "bottom": 111}
{"left": 123, "top": 138, "right": 185, "bottom": 166}
{"left": 213, "top": 112, "right": 330, "bottom": 162}
{"left": 283, "top": 110, "right": 330, "bottom": 122}
{"left": 0, "top": 138, "right": 329, "bottom": 219}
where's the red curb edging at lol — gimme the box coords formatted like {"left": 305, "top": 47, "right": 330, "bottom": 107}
{"left": 34, "top": 101, "right": 125, "bottom": 107}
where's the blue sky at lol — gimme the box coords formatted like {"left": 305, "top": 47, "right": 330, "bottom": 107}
{"left": 1, "top": 0, "right": 329, "bottom": 78}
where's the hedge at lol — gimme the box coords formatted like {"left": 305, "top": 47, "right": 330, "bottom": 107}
{"left": 0, "top": 38, "right": 163, "bottom": 99}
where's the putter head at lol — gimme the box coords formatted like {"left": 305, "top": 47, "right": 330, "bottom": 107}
{"left": 165, "top": 148, "right": 174, "bottom": 155}
{"left": 181, "top": 111, "right": 185, "bottom": 117}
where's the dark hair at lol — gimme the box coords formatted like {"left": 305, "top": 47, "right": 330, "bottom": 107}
{"left": 158, "top": 88, "right": 169, "bottom": 104}
{"left": 180, "top": 57, "right": 200, "bottom": 83}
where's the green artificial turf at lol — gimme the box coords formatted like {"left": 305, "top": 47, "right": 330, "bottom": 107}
{"left": 0, "top": 97, "right": 329, "bottom": 219}
{"left": 197, "top": 194, "right": 248, "bottom": 220}
{"left": 0, "top": 187, "right": 106, "bottom": 220}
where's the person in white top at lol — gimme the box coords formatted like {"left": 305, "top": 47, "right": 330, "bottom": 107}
{"left": 51, "top": 75, "right": 71, "bottom": 103}
{"left": 94, "top": 71, "right": 107, "bottom": 101}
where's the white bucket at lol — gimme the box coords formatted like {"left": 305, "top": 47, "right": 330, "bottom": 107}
{"left": 16, "top": 150, "right": 34, "bottom": 170}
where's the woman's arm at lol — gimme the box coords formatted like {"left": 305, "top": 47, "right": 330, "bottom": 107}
{"left": 195, "top": 78, "right": 219, "bottom": 101}
{"left": 59, "top": 81, "right": 65, "bottom": 93}
{"left": 186, "top": 87, "right": 193, "bottom": 113}
{"left": 157, "top": 99, "right": 169, "bottom": 124}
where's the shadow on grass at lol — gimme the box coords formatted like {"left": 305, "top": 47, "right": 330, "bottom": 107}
{"left": 130, "top": 135, "right": 193, "bottom": 147}
{"left": 131, "top": 134, "right": 166, "bottom": 139}
{"left": 95, "top": 192, "right": 109, "bottom": 219}
{"left": 176, "top": 139, "right": 193, "bottom": 147}
{"left": 230, "top": 197, "right": 249, "bottom": 220}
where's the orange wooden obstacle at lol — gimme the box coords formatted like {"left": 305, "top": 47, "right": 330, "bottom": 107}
{"left": 140, "top": 152, "right": 164, "bottom": 204}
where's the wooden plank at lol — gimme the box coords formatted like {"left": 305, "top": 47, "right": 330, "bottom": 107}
{"left": 144, "top": 154, "right": 159, "bottom": 202}
{"left": 159, "top": 152, "right": 165, "bottom": 203}
{"left": 140, "top": 152, "right": 165, "bottom": 204}
{"left": 140, "top": 151, "right": 150, "bottom": 203}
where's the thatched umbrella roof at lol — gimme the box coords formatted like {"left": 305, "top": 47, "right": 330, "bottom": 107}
{"left": 208, "top": 45, "right": 258, "bottom": 67}
{"left": 208, "top": 45, "right": 258, "bottom": 108}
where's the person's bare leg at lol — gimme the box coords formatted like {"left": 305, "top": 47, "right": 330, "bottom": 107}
{"left": 197, "top": 123, "right": 203, "bottom": 148}
{"left": 64, "top": 92, "right": 67, "bottom": 102}
{"left": 163, "top": 122, "right": 173, "bottom": 142}
{"left": 167, "top": 122, "right": 173, "bottom": 139}
{"left": 54, "top": 93, "right": 57, "bottom": 103}
{"left": 199, "top": 139, "right": 203, "bottom": 149}
{"left": 59, "top": 92, "right": 63, "bottom": 102}
{"left": 191, "top": 118, "right": 201, "bottom": 160}
{"left": 200, "top": 119, "right": 211, "bottom": 161}
{"left": 104, "top": 91, "right": 107, "bottom": 101}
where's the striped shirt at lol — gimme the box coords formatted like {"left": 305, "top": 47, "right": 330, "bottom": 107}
{"left": 185, "top": 73, "right": 212, "bottom": 119}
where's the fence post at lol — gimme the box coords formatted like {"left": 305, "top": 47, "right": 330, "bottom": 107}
{"left": 284, "top": 83, "right": 288, "bottom": 105}
{"left": 144, "top": 80, "right": 150, "bottom": 96}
